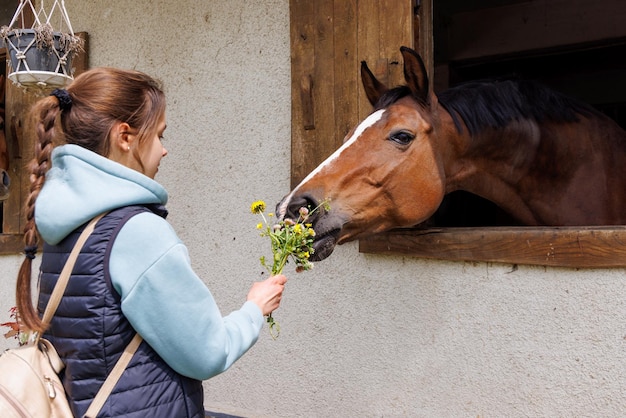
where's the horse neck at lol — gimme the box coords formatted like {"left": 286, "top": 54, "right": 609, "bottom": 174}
{"left": 439, "top": 114, "right": 546, "bottom": 225}
{"left": 440, "top": 110, "right": 626, "bottom": 225}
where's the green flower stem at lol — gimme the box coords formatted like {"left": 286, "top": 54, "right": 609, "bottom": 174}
{"left": 267, "top": 314, "right": 280, "bottom": 340}
{"left": 268, "top": 233, "right": 287, "bottom": 340}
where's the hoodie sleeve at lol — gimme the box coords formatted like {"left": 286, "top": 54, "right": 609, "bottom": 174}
{"left": 109, "top": 212, "right": 264, "bottom": 380}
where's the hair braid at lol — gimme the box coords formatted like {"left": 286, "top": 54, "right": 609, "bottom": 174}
{"left": 16, "top": 96, "right": 61, "bottom": 333}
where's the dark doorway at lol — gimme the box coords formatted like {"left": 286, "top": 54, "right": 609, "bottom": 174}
{"left": 426, "top": 1, "right": 626, "bottom": 227}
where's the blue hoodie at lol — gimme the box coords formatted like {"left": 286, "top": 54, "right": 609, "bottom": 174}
{"left": 35, "top": 144, "right": 264, "bottom": 380}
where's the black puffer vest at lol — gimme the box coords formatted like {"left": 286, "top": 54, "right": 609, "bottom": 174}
{"left": 38, "top": 205, "right": 204, "bottom": 418}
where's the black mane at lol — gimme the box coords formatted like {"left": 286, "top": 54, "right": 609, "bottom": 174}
{"left": 437, "top": 78, "right": 600, "bottom": 135}
{"left": 374, "top": 79, "right": 601, "bottom": 136}
{"left": 374, "top": 85, "right": 426, "bottom": 110}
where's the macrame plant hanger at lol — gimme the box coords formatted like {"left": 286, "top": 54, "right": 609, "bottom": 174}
{"left": 1, "top": 0, "right": 83, "bottom": 89}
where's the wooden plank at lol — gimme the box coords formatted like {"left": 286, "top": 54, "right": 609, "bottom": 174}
{"left": 355, "top": 0, "right": 414, "bottom": 121}
{"left": 0, "top": 232, "right": 24, "bottom": 255}
{"left": 311, "top": 0, "right": 336, "bottom": 169}
{"left": 2, "top": 68, "right": 37, "bottom": 237}
{"left": 356, "top": 0, "right": 381, "bottom": 121}
{"left": 380, "top": 0, "right": 413, "bottom": 88}
{"left": 359, "top": 226, "right": 626, "bottom": 268}
{"left": 416, "top": 0, "right": 433, "bottom": 87}
{"left": 73, "top": 32, "right": 89, "bottom": 76}
{"left": 290, "top": 0, "right": 317, "bottom": 187}
{"left": 289, "top": 0, "right": 338, "bottom": 187}
{"left": 333, "top": 0, "right": 358, "bottom": 147}
{"left": 444, "top": 0, "right": 626, "bottom": 61}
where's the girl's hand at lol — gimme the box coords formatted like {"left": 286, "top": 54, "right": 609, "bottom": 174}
{"left": 247, "top": 274, "right": 287, "bottom": 316}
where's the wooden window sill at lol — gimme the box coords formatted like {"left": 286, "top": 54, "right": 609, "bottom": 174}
{"left": 359, "top": 226, "right": 626, "bottom": 268}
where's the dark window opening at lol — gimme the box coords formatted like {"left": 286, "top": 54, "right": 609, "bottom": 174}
{"left": 424, "top": 41, "right": 626, "bottom": 228}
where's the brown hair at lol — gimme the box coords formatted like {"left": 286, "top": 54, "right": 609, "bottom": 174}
{"left": 16, "top": 67, "right": 166, "bottom": 332}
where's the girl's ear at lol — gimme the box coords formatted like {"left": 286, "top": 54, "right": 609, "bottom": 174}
{"left": 110, "top": 122, "right": 133, "bottom": 152}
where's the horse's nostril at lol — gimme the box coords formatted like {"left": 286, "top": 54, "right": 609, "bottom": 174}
{"left": 286, "top": 194, "right": 319, "bottom": 220}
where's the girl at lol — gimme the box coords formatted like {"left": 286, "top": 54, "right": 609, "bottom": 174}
{"left": 15, "top": 67, "right": 287, "bottom": 417}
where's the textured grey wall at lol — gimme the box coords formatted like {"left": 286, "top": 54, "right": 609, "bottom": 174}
{"left": 0, "top": 1, "right": 624, "bottom": 416}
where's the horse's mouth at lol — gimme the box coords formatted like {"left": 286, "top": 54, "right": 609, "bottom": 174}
{"left": 311, "top": 229, "right": 340, "bottom": 261}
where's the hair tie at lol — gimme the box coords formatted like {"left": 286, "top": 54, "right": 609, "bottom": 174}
{"left": 24, "top": 245, "right": 37, "bottom": 260}
{"left": 50, "top": 88, "right": 72, "bottom": 112}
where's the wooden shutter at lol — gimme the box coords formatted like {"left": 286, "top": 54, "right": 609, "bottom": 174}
{"left": 289, "top": 0, "right": 416, "bottom": 187}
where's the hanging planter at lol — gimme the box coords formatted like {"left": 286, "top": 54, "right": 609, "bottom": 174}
{"left": 1, "top": 0, "right": 83, "bottom": 89}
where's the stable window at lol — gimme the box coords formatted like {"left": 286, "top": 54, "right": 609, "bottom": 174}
{"left": 289, "top": 0, "right": 626, "bottom": 268}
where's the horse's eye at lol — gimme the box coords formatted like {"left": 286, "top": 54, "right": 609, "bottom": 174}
{"left": 389, "top": 131, "right": 415, "bottom": 146}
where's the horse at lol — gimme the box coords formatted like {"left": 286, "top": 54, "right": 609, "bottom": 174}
{"left": 0, "top": 75, "right": 9, "bottom": 201}
{"left": 277, "top": 46, "right": 626, "bottom": 261}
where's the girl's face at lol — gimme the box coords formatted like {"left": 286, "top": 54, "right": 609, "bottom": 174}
{"left": 139, "top": 114, "right": 168, "bottom": 179}
{"left": 109, "top": 113, "right": 168, "bottom": 178}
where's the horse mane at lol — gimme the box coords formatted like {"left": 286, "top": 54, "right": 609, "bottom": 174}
{"left": 437, "top": 78, "right": 602, "bottom": 135}
{"left": 374, "top": 85, "right": 428, "bottom": 111}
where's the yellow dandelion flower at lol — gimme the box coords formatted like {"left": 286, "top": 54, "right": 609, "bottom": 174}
{"left": 250, "top": 200, "right": 266, "bottom": 214}
{"left": 256, "top": 222, "right": 263, "bottom": 229}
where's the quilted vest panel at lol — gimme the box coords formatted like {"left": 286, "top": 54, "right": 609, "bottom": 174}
{"left": 38, "top": 205, "right": 204, "bottom": 418}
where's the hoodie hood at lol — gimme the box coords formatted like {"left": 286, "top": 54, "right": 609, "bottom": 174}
{"left": 35, "top": 144, "right": 168, "bottom": 245}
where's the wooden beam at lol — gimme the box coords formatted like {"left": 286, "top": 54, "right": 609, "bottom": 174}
{"left": 359, "top": 226, "right": 626, "bottom": 268}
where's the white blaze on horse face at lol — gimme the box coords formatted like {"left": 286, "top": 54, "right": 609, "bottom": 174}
{"left": 277, "top": 109, "right": 385, "bottom": 218}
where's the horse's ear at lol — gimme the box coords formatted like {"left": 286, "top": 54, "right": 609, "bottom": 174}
{"left": 361, "top": 60, "right": 388, "bottom": 107}
{"left": 400, "top": 46, "right": 430, "bottom": 103}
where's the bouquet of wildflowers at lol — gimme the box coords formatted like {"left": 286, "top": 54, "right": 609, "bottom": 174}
{"left": 250, "top": 199, "right": 329, "bottom": 339}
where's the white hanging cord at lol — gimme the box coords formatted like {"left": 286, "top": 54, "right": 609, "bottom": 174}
{"left": 7, "top": 1, "right": 40, "bottom": 29}
{"left": 44, "top": 0, "right": 75, "bottom": 35}
{"left": 7, "top": 1, "right": 75, "bottom": 34}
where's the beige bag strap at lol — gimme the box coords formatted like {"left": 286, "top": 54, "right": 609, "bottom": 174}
{"left": 83, "top": 333, "right": 143, "bottom": 418}
{"left": 41, "top": 212, "right": 107, "bottom": 325}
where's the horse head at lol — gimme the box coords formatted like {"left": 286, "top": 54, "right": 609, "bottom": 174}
{"left": 277, "top": 47, "right": 448, "bottom": 261}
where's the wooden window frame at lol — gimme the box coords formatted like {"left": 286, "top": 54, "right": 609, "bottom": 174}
{"left": 361, "top": 0, "right": 626, "bottom": 269}
{"left": 357, "top": 226, "right": 626, "bottom": 268}
{"left": 290, "top": 0, "right": 626, "bottom": 269}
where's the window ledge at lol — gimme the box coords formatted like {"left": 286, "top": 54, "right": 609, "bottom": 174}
{"left": 359, "top": 226, "right": 626, "bottom": 268}
{"left": 0, "top": 233, "right": 24, "bottom": 255}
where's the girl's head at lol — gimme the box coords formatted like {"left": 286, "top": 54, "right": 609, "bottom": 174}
{"left": 50, "top": 67, "right": 167, "bottom": 173}
{"left": 17, "top": 67, "right": 167, "bottom": 332}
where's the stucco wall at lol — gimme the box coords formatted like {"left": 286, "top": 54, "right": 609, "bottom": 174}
{"left": 1, "top": 1, "right": 625, "bottom": 417}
